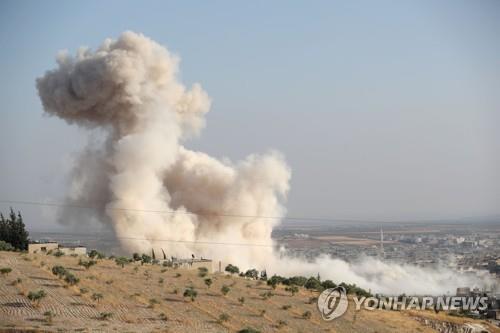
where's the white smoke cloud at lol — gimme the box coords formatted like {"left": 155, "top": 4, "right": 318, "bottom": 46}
{"left": 37, "top": 31, "right": 492, "bottom": 295}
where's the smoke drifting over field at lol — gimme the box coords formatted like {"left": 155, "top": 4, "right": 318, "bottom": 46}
{"left": 37, "top": 32, "right": 488, "bottom": 295}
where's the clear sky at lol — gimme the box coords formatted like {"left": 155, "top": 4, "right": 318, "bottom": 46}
{"left": 0, "top": 0, "right": 499, "bottom": 230}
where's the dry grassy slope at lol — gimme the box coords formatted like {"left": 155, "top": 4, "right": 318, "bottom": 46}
{"left": 0, "top": 251, "right": 494, "bottom": 333}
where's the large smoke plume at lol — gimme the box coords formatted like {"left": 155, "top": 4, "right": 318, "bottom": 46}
{"left": 37, "top": 32, "right": 491, "bottom": 295}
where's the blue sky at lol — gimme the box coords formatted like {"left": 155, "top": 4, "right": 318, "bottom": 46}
{"left": 0, "top": 1, "right": 499, "bottom": 230}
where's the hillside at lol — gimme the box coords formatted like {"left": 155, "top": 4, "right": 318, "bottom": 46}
{"left": 0, "top": 251, "right": 496, "bottom": 333}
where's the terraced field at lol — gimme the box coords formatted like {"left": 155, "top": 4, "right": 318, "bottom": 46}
{"left": 0, "top": 251, "right": 495, "bottom": 332}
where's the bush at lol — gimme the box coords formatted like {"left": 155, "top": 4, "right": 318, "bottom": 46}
{"left": 302, "top": 310, "right": 312, "bottom": 319}
{"left": 285, "top": 285, "right": 299, "bottom": 296}
{"left": 159, "top": 313, "right": 168, "bottom": 321}
{"left": 260, "top": 291, "right": 274, "bottom": 300}
{"left": 267, "top": 275, "right": 285, "bottom": 289}
{"left": 64, "top": 273, "right": 79, "bottom": 285}
{"left": 78, "top": 259, "right": 97, "bottom": 270}
{"left": 238, "top": 296, "right": 245, "bottom": 305}
{"left": 183, "top": 287, "right": 197, "bottom": 302}
{"left": 304, "top": 277, "right": 322, "bottom": 291}
{"left": 282, "top": 304, "right": 291, "bottom": 310}
{"left": 287, "top": 276, "right": 307, "bottom": 286}
{"left": 0, "top": 267, "right": 12, "bottom": 275}
{"left": 43, "top": 310, "right": 55, "bottom": 324}
{"left": 218, "top": 313, "right": 230, "bottom": 323}
{"left": 98, "top": 312, "right": 113, "bottom": 320}
{"left": 225, "top": 264, "right": 239, "bottom": 275}
{"left": 53, "top": 250, "right": 64, "bottom": 257}
{"left": 221, "top": 285, "right": 230, "bottom": 296}
{"left": 132, "top": 252, "right": 141, "bottom": 261}
{"left": 244, "top": 269, "right": 259, "bottom": 279}
{"left": 141, "top": 254, "right": 152, "bottom": 265}
{"left": 321, "top": 280, "right": 336, "bottom": 289}
{"left": 0, "top": 241, "right": 14, "bottom": 251}
{"left": 115, "top": 256, "right": 129, "bottom": 268}
{"left": 88, "top": 249, "right": 104, "bottom": 259}
{"left": 27, "top": 289, "right": 46, "bottom": 306}
{"left": 51, "top": 265, "right": 67, "bottom": 278}
{"left": 238, "top": 328, "right": 261, "bottom": 333}
{"left": 198, "top": 267, "right": 208, "bottom": 277}
{"left": 149, "top": 298, "right": 159, "bottom": 308}
{"left": 92, "top": 293, "right": 103, "bottom": 303}
{"left": 204, "top": 278, "right": 212, "bottom": 288}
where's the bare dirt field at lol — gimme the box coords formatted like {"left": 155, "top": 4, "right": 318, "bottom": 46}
{"left": 0, "top": 251, "right": 496, "bottom": 333}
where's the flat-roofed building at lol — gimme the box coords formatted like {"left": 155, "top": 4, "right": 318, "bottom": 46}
{"left": 28, "top": 242, "right": 59, "bottom": 254}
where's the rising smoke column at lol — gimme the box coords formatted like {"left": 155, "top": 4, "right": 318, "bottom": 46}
{"left": 37, "top": 31, "right": 290, "bottom": 267}
{"left": 37, "top": 32, "right": 492, "bottom": 295}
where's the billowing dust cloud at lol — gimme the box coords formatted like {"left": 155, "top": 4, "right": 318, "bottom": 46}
{"left": 37, "top": 32, "right": 490, "bottom": 295}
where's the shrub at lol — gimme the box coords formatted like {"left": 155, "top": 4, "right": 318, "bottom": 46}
{"left": 79, "top": 287, "right": 89, "bottom": 294}
{"left": 64, "top": 273, "right": 80, "bottom": 285}
{"left": 27, "top": 289, "right": 46, "bottom": 306}
{"left": 132, "top": 252, "right": 141, "bottom": 261}
{"left": 260, "top": 291, "right": 274, "bottom": 300}
{"left": 183, "top": 287, "right": 197, "bottom": 302}
{"left": 51, "top": 265, "right": 66, "bottom": 278}
{"left": 304, "top": 277, "right": 322, "bottom": 291}
{"left": 259, "top": 309, "right": 266, "bottom": 317}
{"left": 282, "top": 304, "right": 291, "bottom": 310}
{"left": 204, "top": 278, "right": 212, "bottom": 288}
{"left": 175, "top": 273, "right": 182, "bottom": 278}
{"left": 218, "top": 313, "right": 230, "bottom": 323}
{"left": 285, "top": 285, "right": 299, "bottom": 296}
{"left": 221, "top": 285, "right": 230, "bottom": 296}
{"left": 11, "top": 278, "right": 22, "bottom": 286}
{"left": 267, "top": 275, "right": 284, "bottom": 289}
{"left": 277, "top": 320, "right": 287, "bottom": 328}
{"left": 43, "top": 310, "right": 55, "bottom": 324}
{"left": 287, "top": 276, "right": 307, "bottom": 286}
{"left": 141, "top": 254, "right": 152, "bottom": 265}
{"left": 244, "top": 269, "right": 259, "bottom": 279}
{"left": 149, "top": 298, "right": 159, "bottom": 308}
{"left": 159, "top": 313, "right": 168, "bottom": 321}
{"left": 238, "top": 296, "right": 245, "bottom": 305}
{"left": 238, "top": 328, "right": 261, "bottom": 333}
{"left": 98, "top": 312, "right": 113, "bottom": 320}
{"left": 88, "top": 249, "right": 105, "bottom": 259}
{"left": 302, "top": 310, "right": 312, "bottom": 319}
{"left": 115, "top": 256, "right": 129, "bottom": 268}
{"left": 53, "top": 250, "right": 64, "bottom": 257}
{"left": 158, "top": 277, "right": 164, "bottom": 284}
{"left": 78, "top": 259, "right": 97, "bottom": 270}
{"left": 92, "top": 293, "right": 103, "bottom": 303}
{"left": 198, "top": 267, "right": 208, "bottom": 277}
{"left": 225, "top": 264, "right": 239, "bottom": 275}
{"left": 0, "top": 241, "right": 14, "bottom": 251}
{"left": 0, "top": 267, "right": 12, "bottom": 275}
{"left": 321, "top": 280, "right": 336, "bottom": 289}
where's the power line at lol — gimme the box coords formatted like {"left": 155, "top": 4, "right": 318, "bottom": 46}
{"left": 29, "top": 232, "right": 276, "bottom": 248}
{"left": 0, "top": 199, "right": 380, "bottom": 223}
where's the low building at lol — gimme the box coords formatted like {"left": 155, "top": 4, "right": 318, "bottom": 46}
{"left": 28, "top": 242, "right": 86, "bottom": 255}
{"left": 28, "top": 242, "right": 59, "bottom": 254}
{"left": 58, "top": 244, "right": 87, "bottom": 255}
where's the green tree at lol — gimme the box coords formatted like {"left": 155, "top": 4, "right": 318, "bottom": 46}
{"left": 221, "top": 285, "right": 230, "bottom": 296}
{"left": 115, "top": 256, "right": 129, "bottom": 268}
{"left": 27, "top": 289, "right": 47, "bottom": 307}
{"left": 224, "top": 264, "right": 239, "bottom": 275}
{"left": 0, "top": 208, "right": 29, "bottom": 250}
{"left": 183, "top": 287, "right": 197, "bottom": 302}
{"left": 0, "top": 267, "right": 12, "bottom": 275}
{"left": 92, "top": 293, "right": 103, "bottom": 304}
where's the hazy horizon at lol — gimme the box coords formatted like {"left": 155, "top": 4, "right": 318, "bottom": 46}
{"left": 1, "top": 0, "right": 499, "bottom": 231}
